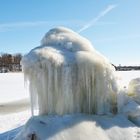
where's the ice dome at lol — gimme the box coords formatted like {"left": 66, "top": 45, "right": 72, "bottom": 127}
{"left": 22, "top": 27, "right": 118, "bottom": 116}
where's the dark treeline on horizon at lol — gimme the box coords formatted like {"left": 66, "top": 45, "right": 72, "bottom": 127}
{"left": 112, "top": 64, "right": 140, "bottom": 71}
{"left": 0, "top": 53, "right": 22, "bottom": 72}
{"left": 115, "top": 65, "right": 140, "bottom": 71}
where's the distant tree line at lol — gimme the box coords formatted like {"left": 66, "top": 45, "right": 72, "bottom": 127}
{"left": 0, "top": 53, "right": 22, "bottom": 72}
{"left": 115, "top": 65, "right": 140, "bottom": 71}
{"left": 112, "top": 64, "right": 140, "bottom": 71}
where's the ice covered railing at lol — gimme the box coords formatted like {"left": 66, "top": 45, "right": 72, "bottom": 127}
{"left": 22, "top": 27, "right": 118, "bottom": 115}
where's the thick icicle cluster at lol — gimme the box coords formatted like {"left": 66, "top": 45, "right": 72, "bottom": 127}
{"left": 22, "top": 27, "right": 118, "bottom": 115}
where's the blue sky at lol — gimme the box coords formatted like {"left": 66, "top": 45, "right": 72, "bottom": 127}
{"left": 0, "top": 0, "right": 140, "bottom": 65}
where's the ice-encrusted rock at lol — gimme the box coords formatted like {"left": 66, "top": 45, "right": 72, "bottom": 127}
{"left": 22, "top": 27, "right": 118, "bottom": 116}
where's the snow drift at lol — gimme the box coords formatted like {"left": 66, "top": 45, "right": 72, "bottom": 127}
{"left": 22, "top": 27, "right": 118, "bottom": 116}
{"left": 14, "top": 114, "right": 137, "bottom": 140}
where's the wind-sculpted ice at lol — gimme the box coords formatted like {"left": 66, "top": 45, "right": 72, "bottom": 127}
{"left": 22, "top": 27, "right": 118, "bottom": 115}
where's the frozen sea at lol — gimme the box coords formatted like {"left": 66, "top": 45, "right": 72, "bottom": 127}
{"left": 0, "top": 73, "right": 31, "bottom": 133}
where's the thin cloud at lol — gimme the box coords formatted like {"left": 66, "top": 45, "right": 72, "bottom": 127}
{"left": 0, "top": 19, "right": 117, "bottom": 32}
{"left": 0, "top": 20, "right": 85, "bottom": 32}
{"left": 0, "top": 21, "right": 50, "bottom": 32}
{"left": 0, "top": 19, "right": 117, "bottom": 33}
{"left": 78, "top": 4, "right": 117, "bottom": 33}
{"left": 0, "top": 21, "right": 49, "bottom": 29}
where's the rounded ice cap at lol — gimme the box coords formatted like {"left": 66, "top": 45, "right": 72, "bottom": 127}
{"left": 41, "top": 26, "right": 95, "bottom": 52}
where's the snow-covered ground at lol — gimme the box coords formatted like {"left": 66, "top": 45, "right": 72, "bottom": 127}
{"left": 0, "top": 73, "right": 29, "bottom": 103}
{"left": 0, "top": 73, "right": 31, "bottom": 134}
{"left": 15, "top": 114, "right": 139, "bottom": 140}
{"left": 0, "top": 71, "right": 140, "bottom": 139}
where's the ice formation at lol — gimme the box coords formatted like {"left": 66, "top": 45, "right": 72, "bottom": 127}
{"left": 128, "top": 78, "right": 140, "bottom": 104}
{"left": 22, "top": 27, "right": 118, "bottom": 115}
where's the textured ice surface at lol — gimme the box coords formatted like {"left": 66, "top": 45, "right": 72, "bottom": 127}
{"left": 128, "top": 78, "right": 140, "bottom": 103}
{"left": 22, "top": 27, "right": 118, "bottom": 115}
{"left": 15, "top": 114, "right": 136, "bottom": 140}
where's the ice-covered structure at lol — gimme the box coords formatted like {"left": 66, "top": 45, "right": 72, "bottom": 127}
{"left": 22, "top": 27, "right": 118, "bottom": 116}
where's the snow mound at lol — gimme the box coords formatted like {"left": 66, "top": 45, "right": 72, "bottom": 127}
{"left": 14, "top": 114, "right": 136, "bottom": 140}
{"left": 22, "top": 27, "right": 118, "bottom": 116}
{"left": 123, "top": 100, "right": 140, "bottom": 126}
{"left": 123, "top": 100, "right": 140, "bottom": 118}
{"left": 128, "top": 78, "right": 140, "bottom": 103}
